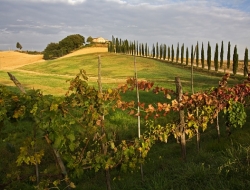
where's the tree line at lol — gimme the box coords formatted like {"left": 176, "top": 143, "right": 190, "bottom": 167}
{"left": 43, "top": 34, "right": 85, "bottom": 60}
{"left": 108, "top": 36, "right": 249, "bottom": 76}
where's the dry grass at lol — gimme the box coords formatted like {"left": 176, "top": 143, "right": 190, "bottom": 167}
{"left": 0, "top": 47, "right": 108, "bottom": 70}
{"left": 0, "top": 51, "right": 44, "bottom": 69}
{"left": 59, "top": 47, "right": 108, "bottom": 58}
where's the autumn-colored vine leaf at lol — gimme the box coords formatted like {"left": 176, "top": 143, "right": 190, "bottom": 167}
{"left": 166, "top": 94, "right": 171, "bottom": 99}
{"left": 129, "top": 109, "right": 135, "bottom": 115}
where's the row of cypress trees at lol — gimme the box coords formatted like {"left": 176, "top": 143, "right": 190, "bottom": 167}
{"left": 108, "top": 36, "right": 249, "bottom": 76}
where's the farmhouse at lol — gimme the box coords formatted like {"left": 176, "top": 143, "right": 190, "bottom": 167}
{"left": 92, "top": 37, "right": 109, "bottom": 43}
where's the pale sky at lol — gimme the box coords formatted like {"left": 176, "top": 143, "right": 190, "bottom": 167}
{"left": 1, "top": 0, "right": 250, "bottom": 58}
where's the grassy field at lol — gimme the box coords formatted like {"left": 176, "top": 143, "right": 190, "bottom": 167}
{"left": 1, "top": 49, "right": 250, "bottom": 189}
{"left": 0, "top": 50, "right": 245, "bottom": 96}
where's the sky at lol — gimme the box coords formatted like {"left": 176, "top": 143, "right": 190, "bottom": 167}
{"left": 1, "top": 0, "right": 250, "bottom": 59}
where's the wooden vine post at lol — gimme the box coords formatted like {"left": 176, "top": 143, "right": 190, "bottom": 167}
{"left": 97, "top": 55, "right": 111, "bottom": 190}
{"left": 7, "top": 72, "right": 41, "bottom": 183}
{"left": 190, "top": 46, "right": 201, "bottom": 152}
{"left": 175, "top": 77, "right": 186, "bottom": 161}
{"left": 7, "top": 72, "right": 26, "bottom": 93}
{"left": 133, "top": 51, "right": 144, "bottom": 181}
{"left": 7, "top": 72, "right": 69, "bottom": 186}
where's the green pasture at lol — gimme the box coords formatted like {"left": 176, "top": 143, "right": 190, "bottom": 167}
{"left": 0, "top": 52, "right": 245, "bottom": 96}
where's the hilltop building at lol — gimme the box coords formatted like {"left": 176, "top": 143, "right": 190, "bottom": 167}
{"left": 92, "top": 37, "right": 109, "bottom": 43}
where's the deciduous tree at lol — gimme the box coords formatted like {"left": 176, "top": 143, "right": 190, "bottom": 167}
{"left": 43, "top": 42, "right": 60, "bottom": 59}
{"left": 87, "top": 36, "right": 93, "bottom": 43}
{"left": 16, "top": 42, "right": 22, "bottom": 50}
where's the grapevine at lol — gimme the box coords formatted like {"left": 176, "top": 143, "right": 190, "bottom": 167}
{"left": 1, "top": 70, "right": 250, "bottom": 189}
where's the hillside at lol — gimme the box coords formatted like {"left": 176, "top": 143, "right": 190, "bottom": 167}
{"left": 59, "top": 47, "right": 108, "bottom": 58}
{"left": 0, "top": 47, "right": 108, "bottom": 70}
{"left": 0, "top": 51, "right": 44, "bottom": 69}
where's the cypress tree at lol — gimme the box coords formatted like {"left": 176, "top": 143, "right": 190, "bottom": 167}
{"left": 160, "top": 44, "right": 163, "bottom": 59}
{"left": 123, "top": 40, "right": 126, "bottom": 53}
{"left": 191, "top": 45, "right": 194, "bottom": 64}
{"left": 122, "top": 40, "right": 125, "bottom": 54}
{"left": 131, "top": 41, "right": 133, "bottom": 55}
{"left": 196, "top": 42, "right": 199, "bottom": 67}
{"left": 220, "top": 41, "right": 224, "bottom": 69}
{"left": 156, "top": 42, "right": 159, "bottom": 59}
{"left": 176, "top": 43, "right": 180, "bottom": 63}
{"left": 134, "top": 40, "right": 136, "bottom": 55}
{"left": 130, "top": 41, "right": 132, "bottom": 55}
{"left": 120, "top": 39, "right": 123, "bottom": 53}
{"left": 112, "top": 35, "right": 115, "bottom": 45}
{"left": 168, "top": 46, "right": 170, "bottom": 61}
{"left": 207, "top": 42, "right": 211, "bottom": 71}
{"left": 201, "top": 42, "right": 204, "bottom": 69}
{"left": 136, "top": 41, "right": 139, "bottom": 56}
{"left": 163, "top": 44, "right": 167, "bottom": 60}
{"left": 120, "top": 38, "right": 122, "bottom": 53}
{"left": 115, "top": 38, "right": 119, "bottom": 53}
{"left": 181, "top": 43, "right": 184, "bottom": 65}
{"left": 233, "top": 45, "right": 238, "bottom": 75}
{"left": 139, "top": 43, "right": 141, "bottom": 56}
{"left": 244, "top": 48, "right": 249, "bottom": 76}
{"left": 214, "top": 43, "right": 219, "bottom": 71}
{"left": 108, "top": 42, "right": 110, "bottom": 52}
{"left": 152, "top": 44, "right": 155, "bottom": 58}
{"left": 108, "top": 41, "right": 110, "bottom": 52}
{"left": 131, "top": 41, "right": 134, "bottom": 55}
{"left": 132, "top": 41, "right": 135, "bottom": 55}
{"left": 186, "top": 47, "right": 189, "bottom": 66}
{"left": 145, "top": 43, "right": 147, "bottom": 57}
{"left": 227, "top": 41, "right": 231, "bottom": 69}
{"left": 142, "top": 43, "right": 144, "bottom": 56}
{"left": 125, "top": 39, "right": 129, "bottom": 54}
{"left": 171, "top": 44, "right": 174, "bottom": 62}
